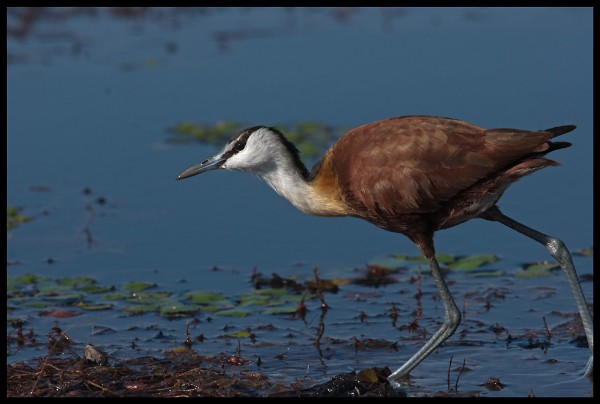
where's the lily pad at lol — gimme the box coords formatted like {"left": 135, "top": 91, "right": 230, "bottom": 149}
{"left": 103, "top": 291, "right": 132, "bottom": 301}
{"left": 122, "top": 304, "right": 160, "bottom": 315}
{"left": 43, "top": 292, "right": 85, "bottom": 303}
{"left": 467, "top": 269, "right": 506, "bottom": 278}
{"left": 225, "top": 331, "right": 252, "bottom": 338}
{"left": 123, "top": 282, "right": 156, "bottom": 291}
{"left": 448, "top": 254, "right": 498, "bottom": 270}
{"left": 574, "top": 247, "right": 593, "bottom": 257}
{"left": 75, "top": 302, "right": 113, "bottom": 311}
{"left": 214, "top": 309, "right": 253, "bottom": 318}
{"left": 238, "top": 288, "right": 305, "bottom": 309}
{"left": 181, "top": 290, "right": 228, "bottom": 304}
{"left": 80, "top": 284, "right": 115, "bottom": 294}
{"left": 167, "top": 121, "right": 343, "bottom": 159}
{"left": 160, "top": 303, "right": 203, "bottom": 318}
{"left": 7, "top": 273, "right": 50, "bottom": 288}
{"left": 37, "top": 284, "right": 77, "bottom": 295}
{"left": 391, "top": 253, "right": 456, "bottom": 264}
{"left": 262, "top": 306, "right": 299, "bottom": 315}
{"left": 195, "top": 304, "right": 232, "bottom": 313}
{"left": 168, "top": 121, "right": 240, "bottom": 144}
{"left": 515, "top": 262, "right": 558, "bottom": 279}
{"left": 56, "top": 277, "right": 96, "bottom": 287}
{"left": 21, "top": 300, "right": 54, "bottom": 309}
{"left": 522, "top": 262, "right": 559, "bottom": 272}
{"left": 127, "top": 291, "right": 172, "bottom": 303}
{"left": 7, "top": 206, "right": 33, "bottom": 230}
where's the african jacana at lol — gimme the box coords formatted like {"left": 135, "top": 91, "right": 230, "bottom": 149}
{"left": 177, "top": 115, "right": 593, "bottom": 383}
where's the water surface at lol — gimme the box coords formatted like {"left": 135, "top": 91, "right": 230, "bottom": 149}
{"left": 7, "top": 7, "right": 593, "bottom": 397}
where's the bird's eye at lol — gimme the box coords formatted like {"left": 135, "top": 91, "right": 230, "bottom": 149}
{"left": 233, "top": 141, "right": 245, "bottom": 152}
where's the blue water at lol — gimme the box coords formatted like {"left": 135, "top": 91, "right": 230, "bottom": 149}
{"left": 7, "top": 8, "right": 593, "bottom": 397}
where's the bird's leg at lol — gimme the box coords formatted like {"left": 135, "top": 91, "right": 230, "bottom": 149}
{"left": 481, "top": 205, "right": 593, "bottom": 377}
{"left": 388, "top": 237, "right": 462, "bottom": 383}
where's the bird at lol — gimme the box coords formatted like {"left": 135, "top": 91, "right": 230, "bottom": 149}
{"left": 176, "top": 115, "right": 593, "bottom": 383}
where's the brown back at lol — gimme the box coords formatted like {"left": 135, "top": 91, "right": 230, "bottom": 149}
{"left": 330, "top": 116, "right": 564, "bottom": 231}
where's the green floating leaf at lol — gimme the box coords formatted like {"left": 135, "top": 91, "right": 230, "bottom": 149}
{"left": 122, "top": 282, "right": 155, "bottom": 292}
{"left": 7, "top": 273, "right": 50, "bottom": 288}
{"left": 214, "top": 309, "right": 253, "bottom": 318}
{"left": 160, "top": 303, "right": 202, "bottom": 318}
{"left": 43, "top": 292, "right": 85, "bottom": 303}
{"left": 238, "top": 293, "right": 271, "bottom": 307}
{"left": 433, "top": 253, "right": 457, "bottom": 264}
{"left": 296, "top": 142, "right": 320, "bottom": 158}
{"left": 238, "top": 288, "right": 302, "bottom": 308}
{"left": 574, "top": 247, "right": 593, "bottom": 257}
{"left": 80, "top": 284, "right": 115, "bottom": 294}
{"left": 391, "top": 253, "right": 456, "bottom": 264}
{"left": 57, "top": 277, "right": 96, "bottom": 287}
{"left": 167, "top": 121, "right": 344, "bottom": 160}
{"left": 252, "top": 288, "right": 292, "bottom": 297}
{"left": 366, "top": 256, "right": 406, "bottom": 269}
{"left": 168, "top": 121, "right": 240, "bottom": 144}
{"left": 467, "top": 269, "right": 506, "bottom": 278}
{"left": 76, "top": 302, "right": 113, "bottom": 311}
{"left": 196, "top": 303, "right": 231, "bottom": 313}
{"left": 278, "top": 121, "right": 340, "bottom": 159}
{"left": 103, "top": 292, "right": 132, "bottom": 301}
{"left": 37, "top": 284, "right": 75, "bottom": 295}
{"left": 7, "top": 206, "right": 33, "bottom": 231}
{"left": 21, "top": 300, "right": 54, "bottom": 309}
{"left": 169, "top": 346, "right": 193, "bottom": 354}
{"left": 388, "top": 253, "right": 423, "bottom": 262}
{"left": 514, "top": 269, "right": 554, "bottom": 279}
{"left": 448, "top": 254, "right": 499, "bottom": 270}
{"left": 262, "top": 306, "right": 298, "bottom": 315}
{"left": 515, "top": 262, "right": 558, "bottom": 279}
{"left": 181, "top": 290, "right": 227, "bottom": 304}
{"left": 122, "top": 304, "right": 160, "bottom": 315}
{"left": 6, "top": 295, "right": 31, "bottom": 304}
{"left": 522, "top": 262, "right": 559, "bottom": 272}
{"left": 225, "top": 331, "right": 252, "bottom": 338}
{"left": 127, "top": 291, "right": 172, "bottom": 303}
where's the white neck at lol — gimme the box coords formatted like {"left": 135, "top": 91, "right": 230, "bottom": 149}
{"left": 223, "top": 127, "right": 347, "bottom": 216}
{"left": 252, "top": 156, "right": 323, "bottom": 215}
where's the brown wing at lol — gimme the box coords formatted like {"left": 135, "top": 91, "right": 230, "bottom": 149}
{"left": 331, "top": 116, "right": 555, "bottom": 218}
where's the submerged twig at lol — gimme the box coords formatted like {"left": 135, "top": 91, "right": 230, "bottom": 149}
{"left": 455, "top": 358, "right": 466, "bottom": 392}
{"left": 82, "top": 203, "right": 95, "bottom": 249}
{"left": 542, "top": 316, "right": 552, "bottom": 340}
{"left": 447, "top": 355, "right": 453, "bottom": 391}
{"left": 312, "top": 266, "right": 328, "bottom": 311}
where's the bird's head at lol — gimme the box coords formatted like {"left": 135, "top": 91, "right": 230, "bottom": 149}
{"left": 177, "top": 126, "right": 308, "bottom": 180}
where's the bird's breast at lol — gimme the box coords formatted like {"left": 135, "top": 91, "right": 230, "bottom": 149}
{"left": 304, "top": 152, "right": 351, "bottom": 217}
